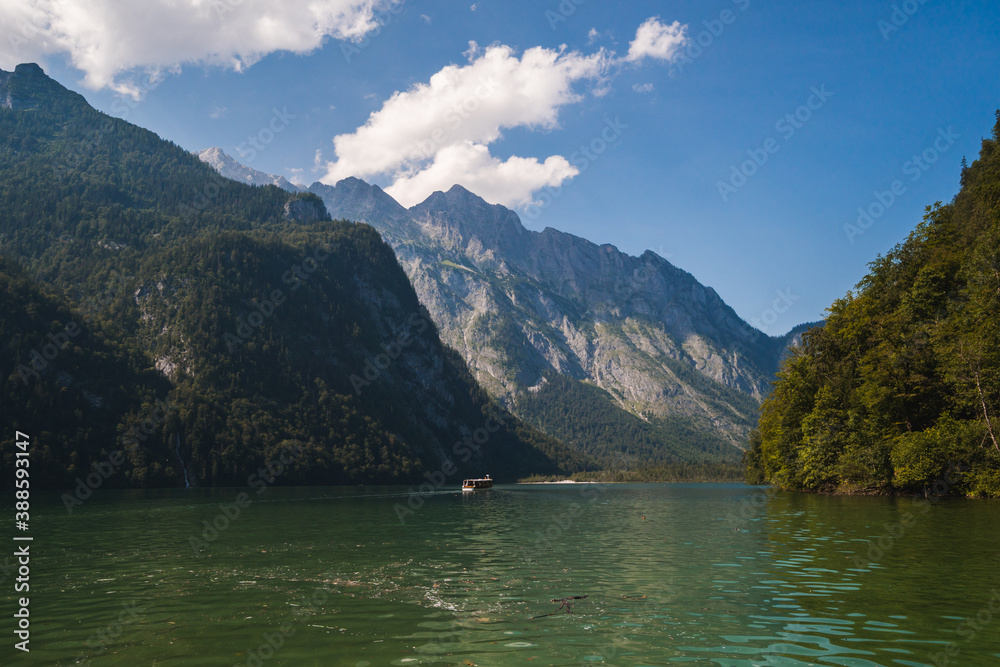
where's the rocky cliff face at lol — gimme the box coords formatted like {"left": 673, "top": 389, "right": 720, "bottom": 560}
{"left": 0, "top": 69, "right": 13, "bottom": 109}
{"left": 282, "top": 194, "right": 329, "bottom": 223}
{"left": 198, "top": 151, "right": 806, "bottom": 461}
{"left": 304, "top": 181, "right": 804, "bottom": 457}
{"left": 0, "top": 63, "right": 62, "bottom": 110}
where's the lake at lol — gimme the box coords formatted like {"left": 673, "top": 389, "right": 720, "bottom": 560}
{"left": 5, "top": 483, "right": 1000, "bottom": 665}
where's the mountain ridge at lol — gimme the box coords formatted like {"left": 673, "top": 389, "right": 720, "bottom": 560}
{"left": 0, "top": 62, "right": 580, "bottom": 488}
{"left": 199, "top": 142, "right": 809, "bottom": 465}
{"left": 241, "top": 161, "right": 807, "bottom": 463}
{"left": 196, "top": 146, "right": 303, "bottom": 193}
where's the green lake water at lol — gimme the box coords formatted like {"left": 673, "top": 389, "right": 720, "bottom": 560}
{"left": 3, "top": 483, "right": 1000, "bottom": 666}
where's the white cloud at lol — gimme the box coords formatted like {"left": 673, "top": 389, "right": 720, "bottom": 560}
{"left": 321, "top": 42, "right": 611, "bottom": 207}
{"left": 0, "top": 0, "right": 399, "bottom": 97}
{"left": 587, "top": 28, "right": 600, "bottom": 45}
{"left": 209, "top": 105, "right": 228, "bottom": 119}
{"left": 633, "top": 83, "right": 654, "bottom": 94}
{"left": 321, "top": 16, "right": 687, "bottom": 209}
{"left": 385, "top": 142, "right": 577, "bottom": 209}
{"left": 626, "top": 17, "right": 688, "bottom": 63}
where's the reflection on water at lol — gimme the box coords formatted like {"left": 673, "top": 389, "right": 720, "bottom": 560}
{"left": 3, "top": 484, "right": 1000, "bottom": 665}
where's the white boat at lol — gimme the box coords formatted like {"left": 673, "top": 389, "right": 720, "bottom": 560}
{"left": 462, "top": 475, "right": 493, "bottom": 492}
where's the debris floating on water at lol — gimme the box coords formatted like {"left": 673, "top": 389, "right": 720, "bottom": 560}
{"left": 529, "top": 595, "right": 589, "bottom": 619}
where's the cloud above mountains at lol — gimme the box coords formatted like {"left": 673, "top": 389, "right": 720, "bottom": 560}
{"left": 322, "top": 17, "right": 689, "bottom": 208}
{"left": 0, "top": 2, "right": 688, "bottom": 211}
{"left": 322, "top": 41, "right": 611, "bottom": 207}
{"left": 0, "top": 0, "right": 396, "bottom": 97}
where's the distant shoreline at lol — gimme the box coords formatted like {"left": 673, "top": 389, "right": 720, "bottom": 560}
{"left": 515, "top": 479, "right": 750, "bottom": 485}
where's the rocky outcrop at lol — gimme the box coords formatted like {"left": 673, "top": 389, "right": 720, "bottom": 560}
{"left": 196, "top": 147, "right": 302, "bottom": 192}
{"left": 0, "top": 64, "right": 51, "bottom": 110}
{"left": 282, "top": 194, "right": 329, "bottom": 223}
{"left": 0, "top": 69, "right": 12, "bottom": 109}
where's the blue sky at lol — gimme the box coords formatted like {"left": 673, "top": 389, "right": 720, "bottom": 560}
{"left": 3, "top": 0, "right": 999, "bottom": 335}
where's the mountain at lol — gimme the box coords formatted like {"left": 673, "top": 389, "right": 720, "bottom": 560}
{"left": 196, "top": 146, "right": 302, "bottom": 192}
{"left": 0, "top": 63, "right": 580, "bottom": 489}
{"left": 0, "top": 255, "right": 171, "bottom": 488}
{"left": 273, "top": 173, "right": 805, "bottom": 466}
{"left": 746, "top": 113, "right": 1000, "bottom": 497}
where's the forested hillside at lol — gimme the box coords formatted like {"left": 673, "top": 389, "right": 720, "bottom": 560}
{"left": 746, "top": 113, "right": 1000, "bottom": 496}
{"left": 517, "top": 373, "right": 740, "bottom": 465}
{"left": 0, "top": 63, "right": 582, "bottom": 489}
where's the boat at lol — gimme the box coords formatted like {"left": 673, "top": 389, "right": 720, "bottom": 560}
{"left": 462, "top": 475, "right": 493, "bottom": 492}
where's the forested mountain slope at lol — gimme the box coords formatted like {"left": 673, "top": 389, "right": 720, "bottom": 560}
{"left": 214, "top": 152, "right": 808, "bottom": 466}
{"left": 0, "top": 63, "right": 581, "bottom": 489}
{"left": 746, "top": 113, "right": 1000, "bottom": 497}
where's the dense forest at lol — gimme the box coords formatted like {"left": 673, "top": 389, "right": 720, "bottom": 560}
{"left": 745, "top": 112, "right": 1000, "bottom": 497}
{"left": 518, "top": 372, "right": 743, "bottom": 467}
{"left": 522, "top": 462, "right": 743, "bottom": 484}
{"left": 0, "top": 63, "right": 584, "bottom": 489}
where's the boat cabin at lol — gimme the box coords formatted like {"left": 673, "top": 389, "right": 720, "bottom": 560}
{"left": 461, "top": 475, "right": 493, "bottom": 491}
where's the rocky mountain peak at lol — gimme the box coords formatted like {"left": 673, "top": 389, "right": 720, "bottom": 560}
{"left": 307, "top": 178, "right": 410, "bottom": 234}
{"left": 418, "top": 184, "right": 485, "bottom": 209}
{"left": 408, "top": 184, "right": 527, "bottom": 254}
{"left": 196, "top": 146, "right": 301, "bottom": 192}
{"left": 14, "top": 63, "right": 43, "bottom": 75}
{"left": 1, "top": 62, "right": 84, "bottom": 110}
